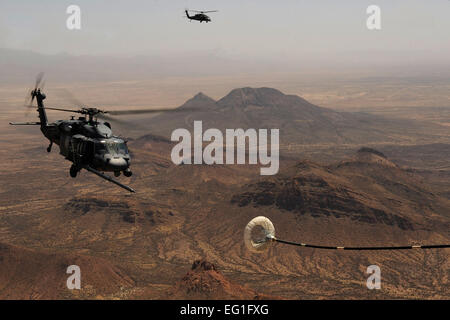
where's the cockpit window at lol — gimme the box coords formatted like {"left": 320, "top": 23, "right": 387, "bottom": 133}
{"left": 107, "top": 142, "right": 119, "bottom": 154}
{"left": 117, "top": 142, "right": 129, "bottom": 154}
{"left": 99, "top": 141, "right": 128, "bottom": 155}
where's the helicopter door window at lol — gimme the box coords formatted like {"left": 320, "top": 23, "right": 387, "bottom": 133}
{"left": 118, "top": 143, "right": 129, "bottom": 154}
{"left": 95, "top": 142, "right": 106, "bottom": 153}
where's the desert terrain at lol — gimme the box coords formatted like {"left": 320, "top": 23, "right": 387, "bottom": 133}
{"left": 0, "top": 75, "right": 449, "bottom": 299}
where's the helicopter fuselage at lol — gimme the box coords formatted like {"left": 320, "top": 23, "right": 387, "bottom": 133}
{"left": 185, "top": 10, "right": 211, "bottom": 22}
{"left": 52, "top": 119, "right": 131, "bottom": 174}
{"left": 34, "top": 90, "right": 132, "bottom": 178}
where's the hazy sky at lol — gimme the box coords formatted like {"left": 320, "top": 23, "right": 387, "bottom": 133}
{"left": 0, "top": 0, "right": 449, "bottom": 65}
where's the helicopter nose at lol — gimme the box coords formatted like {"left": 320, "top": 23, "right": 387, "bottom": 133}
{"left": 107, "top": 157, "right": 128, "bottom": 170}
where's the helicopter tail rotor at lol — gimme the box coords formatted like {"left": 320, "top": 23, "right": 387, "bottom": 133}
{"left": 30, "top": 72, "right": 45, "bottom": 105}
{"left": 24, "top": 72, "right": 45, "bottom": 116}
{"left": 25, "top": 72, "right": 44, "bottom": 106}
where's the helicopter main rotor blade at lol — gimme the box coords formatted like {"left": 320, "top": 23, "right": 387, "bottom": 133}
{"left": 42, "top": 107, "right": 83, "bottom": 113}
{"left": 97, "top": 113, "right": 133, "bottom": 126}
{"left": 190, "top": 10, "right": 218, "bottom": 13}
{"left": 98, "top": 107, "right": 200, "bottom": 129}
{"left": 106, "top": 107, "right": 198, "bottom": 115}
{"left": 53, "top": 88, "right": 86, "bottom": 108}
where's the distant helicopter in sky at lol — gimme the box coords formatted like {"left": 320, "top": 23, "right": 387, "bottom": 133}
{"left": 184, "top": 9, "right": 218, "bottom": 23}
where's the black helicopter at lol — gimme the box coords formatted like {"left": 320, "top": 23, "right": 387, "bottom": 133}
{"left": 10, "top": 74, "right": 183, "bottom": 193}
{"left": 184, "top": 9, "right": 218, "bottom": 23}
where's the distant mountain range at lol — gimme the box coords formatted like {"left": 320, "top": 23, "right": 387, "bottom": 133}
{"left": 143, "top": 87, "right": 450, "bottom": 147}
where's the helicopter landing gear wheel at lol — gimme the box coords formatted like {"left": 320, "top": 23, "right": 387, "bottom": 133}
{"left": 123, "top": 169, "right": 132, "bottom": 177}
{"left": 70, "top": 165, "right": 79, "bottom": 178}
{"left": 114, "top": 171, "right": 121, "bottom": 177}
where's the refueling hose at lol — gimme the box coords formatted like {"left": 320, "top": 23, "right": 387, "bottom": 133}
{"left": 244, "top": 216, "right": 450, "bottom": 253}
{"left": 274, "top": 238, "right": 450, "bottom": 251}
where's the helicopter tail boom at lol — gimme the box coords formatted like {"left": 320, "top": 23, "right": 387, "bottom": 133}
{"left": 34, "top": 92, "right": 48, "bottom": 129}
